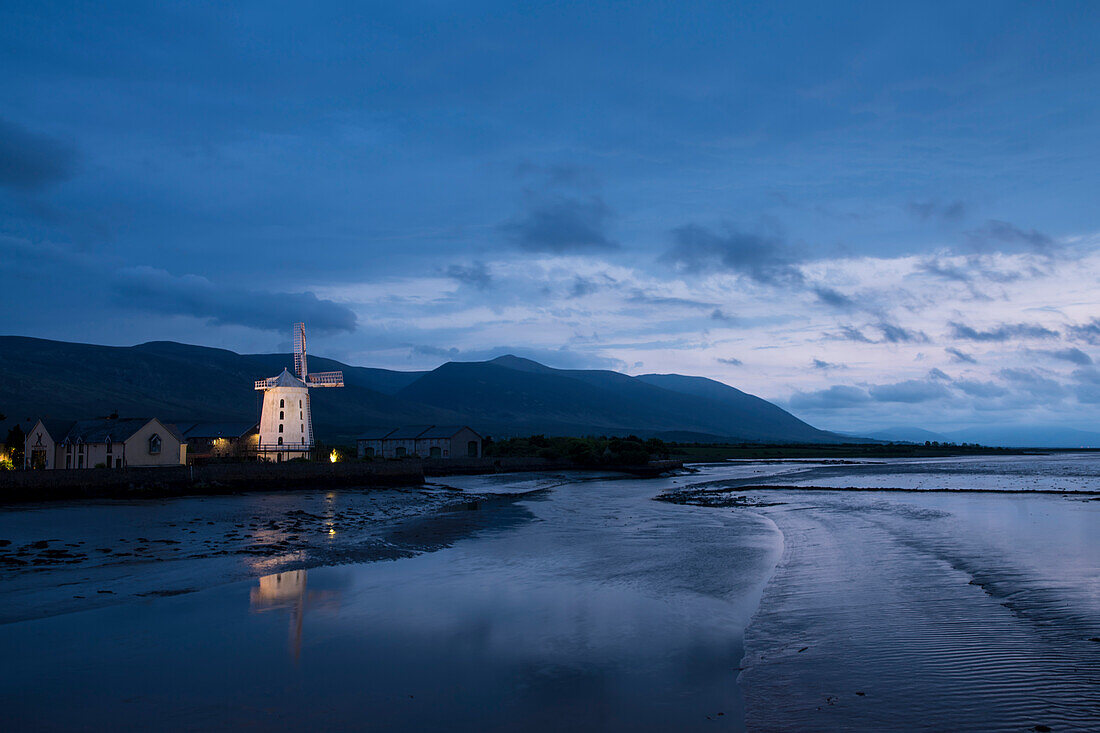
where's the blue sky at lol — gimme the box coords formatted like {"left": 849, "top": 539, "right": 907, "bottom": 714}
{"left": 3, "top": 1, "right": 1100, "bottom": 433}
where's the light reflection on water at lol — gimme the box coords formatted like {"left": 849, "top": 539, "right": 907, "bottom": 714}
{"left": 0, "top": 458, "right": 1096, "bottom": 732}
{"left": 0, "top": 476, "right": 778, "bottom": 732}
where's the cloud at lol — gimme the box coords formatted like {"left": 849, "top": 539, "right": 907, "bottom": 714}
{"left": 1071, "top": 367, "right": 1100, "bottom": 403}
{"left": 0, "top": 117, "right": 79, "bottom": 190}
{"left": 812, "top": 285, "right": 856, "bottom": 309}
{"left": 1042, "top": 347, "right": 1092, "bottom": 365}
{"left": 945, "top": 347, "right": 977, "bottom": 364}
{"left": 868, "top": 379, "right": 951, "bottom": 403}
{"left": 789, "top": 385, "right": 871, "bottom": 410}
{"left": 663, "top": 223, "right": 803, "bottom": 287}
{"left": 878, "top": 322, "right": 928, "bottom": 343}
{"left": 908, "top": 200, "right": 966, "bottom": 222}
{"left": 917, "top": 255, "right": 1025, "bottom": 285}
{"left": 917, "top": 257, "right": 972, "bottom": 283}
{"left": 445, "top": 261, "right": 492, "bottom": 290}
{"left": 112, "top": 266, "right": 357, "bottom": 334}
{"left": 997, "top": 368, "right": 1066, "bottom": 399}
{"left": 832, "top": 325, "right": 874, "bottom": 343}
{"left": 500, "top": 197, "right": 616, "bottom": 253}
{"left": 927, "top": 368, "right": 951, "bottom": 381}
{"left": 1068, "top": 319, "right": 1100, "bottom": 344}
{"left": 710, "top": 308, "right": 738, "bottom": 324}
{"left": 812, "top": 358, "right": 845, "bottom": 370}
{"left": 949, "top": 321, "right": 1059, "bottom": 341}
{"left": 955, "top": 379, "right": 1008, "bottom": 398}
{"left": 965, "top": 220, "right": 1056, "bottom": 253}
{"left": 411, "top": 344, "right": 460, "bottom": 358}
{"left": 568, "top": 276, "right": 599, "bottom": 298}
{"left": 625, "top": 289, "right": 713, "bottom": 309}
{"left": 717, "top": 356, "right": 743, "bottom": 366}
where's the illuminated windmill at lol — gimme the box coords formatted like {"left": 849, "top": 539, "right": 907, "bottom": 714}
{"left": 254, "top": 322, "right": 344, "bottom": 461}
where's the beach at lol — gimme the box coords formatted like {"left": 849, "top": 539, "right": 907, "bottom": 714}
{"left": 1, "top": 456, "right": 1097, "bottom": 731}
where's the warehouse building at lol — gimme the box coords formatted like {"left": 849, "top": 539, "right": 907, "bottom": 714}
{"left": 357, "top": 426, "right": 482, "bottom": 460}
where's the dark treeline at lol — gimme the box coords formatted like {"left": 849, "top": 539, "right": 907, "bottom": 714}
{"left": 670, "top": 441, "right": 1028, "bottom": 461}
{"left": 484, "top": 435, "right": 670, "bottom": 466}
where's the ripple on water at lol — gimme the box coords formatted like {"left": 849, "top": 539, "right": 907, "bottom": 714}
{"left": 738, "top": 494, "right": 1100, "bottom": 732}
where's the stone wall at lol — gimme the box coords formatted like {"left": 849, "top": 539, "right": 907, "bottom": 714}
{"left": 0, "top": 461, "right": 424, "bottom": 503}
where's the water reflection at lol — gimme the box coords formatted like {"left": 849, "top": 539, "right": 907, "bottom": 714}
{"left": 249, "top": 570, "right": 339, "bottom": 660}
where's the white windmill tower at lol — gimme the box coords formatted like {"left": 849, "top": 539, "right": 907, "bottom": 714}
{"left": 254, "top": 323, "right": 344, "bottom": 461}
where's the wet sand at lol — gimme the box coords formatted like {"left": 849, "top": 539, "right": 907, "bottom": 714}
{"left": 0, "top": 457, "right": 1097, "bottom": 731}
{"left": 0, "top": 466, "right": 780, "bottom": 731}
{"left": 667, "top": 455, "right": 1100, "bottom": 732}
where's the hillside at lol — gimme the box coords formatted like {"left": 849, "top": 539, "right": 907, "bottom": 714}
{"left": 0, "top": 336, "right": 845, "bottom": 444}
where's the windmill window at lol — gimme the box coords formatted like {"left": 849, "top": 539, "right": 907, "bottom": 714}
{"left": 148, "top": 434, "right": 162, "bottom": 455}
{"left": 280, "top": 411, "right": 284, "bottom": 420}
{"left": 278, "top": 424, "right": 284, "bottom": 433}
{"left": 278, "top": 437, "right": 283, "bottom": 445}
{"left": 280, "top": 399, "right": 285, "bottom": 408}
{"left": 299, "top": 400, "right": 302, "bottom": 408}
{"left": 299, "top": 411, "right": 303, "bottom": 420}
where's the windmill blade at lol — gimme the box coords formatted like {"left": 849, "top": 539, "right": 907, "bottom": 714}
{"left": 306, "top": 371, "right": 344, "bottom": 388}
{"left": 293, "top": 322, "right": 308, "bottom": 380}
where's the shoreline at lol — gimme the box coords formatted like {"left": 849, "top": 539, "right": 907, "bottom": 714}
{"left": 0, "top": 458, "right": 683, "bottom": 504}
{"left": 659, "top": 483, "right": 1100, "bottom": 501}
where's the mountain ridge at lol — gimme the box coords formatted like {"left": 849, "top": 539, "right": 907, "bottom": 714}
{"left": 0, "top": 335, "right": 847, "bottom": 444}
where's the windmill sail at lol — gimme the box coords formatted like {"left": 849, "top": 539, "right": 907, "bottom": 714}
{"left": 293, "top": 322, "right": 308, "bottom": 381}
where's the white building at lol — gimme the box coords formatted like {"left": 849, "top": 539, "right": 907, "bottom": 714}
{"left": 24, "top": 417, "right": 187, "bottom": 469}
{"left": 256, "top": 369, "right": 314, "bottom": 461}
{"left": 253, "top": 323, "right": 344, "bottom": 462}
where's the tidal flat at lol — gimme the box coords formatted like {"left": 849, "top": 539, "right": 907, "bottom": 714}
{"left": 1, "top": 456, "right": 1097, "bottom": 731}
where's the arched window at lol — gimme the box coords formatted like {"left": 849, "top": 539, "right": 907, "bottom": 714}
{"left": 280, "top": 399, "right": 285, "bottom": 408}
{"left": 279, "top": 411, "right": 284, "bottom": 420}
{"left": 148, "top": 434, "right": 162, "bottom": 455}
{"left": 299, "top": 400, "right": 302, "bottom": 408}
{"left": 278, "top": 437, "right": 283, "bottom": 445}
{"left": 278, "top": 424, "right": 284, "bottom": 433}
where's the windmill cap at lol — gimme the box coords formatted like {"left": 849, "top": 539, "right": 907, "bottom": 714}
{"left": 270, "top": 368, "right": 308, "bottom": 388}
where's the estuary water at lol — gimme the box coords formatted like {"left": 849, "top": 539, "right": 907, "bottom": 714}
{"left": 1, "top": 455, "right": 1098, "bottom": 731}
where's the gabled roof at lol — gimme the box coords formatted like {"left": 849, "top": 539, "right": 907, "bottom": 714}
{"left": 38, "top": 417, "right": 185, "bottom": 445}
{"left": 418, "top": 425, "right": 481, "bottom": 439}
{"left": 388, "top": 425, "right": 434, "bottom": 439}
{"left": 64, "top": 418, "right": 151, "bottom": 443}
{"left": 356, "top": 425, "right": 482, "bottom": 440}
{"left": 181, "top": 422, "right": 258, "bottom": 440}
{"left": 32, "top": 419, "right": 76, "bottom": 442}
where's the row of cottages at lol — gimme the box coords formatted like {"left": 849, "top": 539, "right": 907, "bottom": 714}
{"left": 24, "top": 418, "right": 186, "bottom": 470}
{"left": 357, "top": 426, "right": 482, "bottom": 460}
